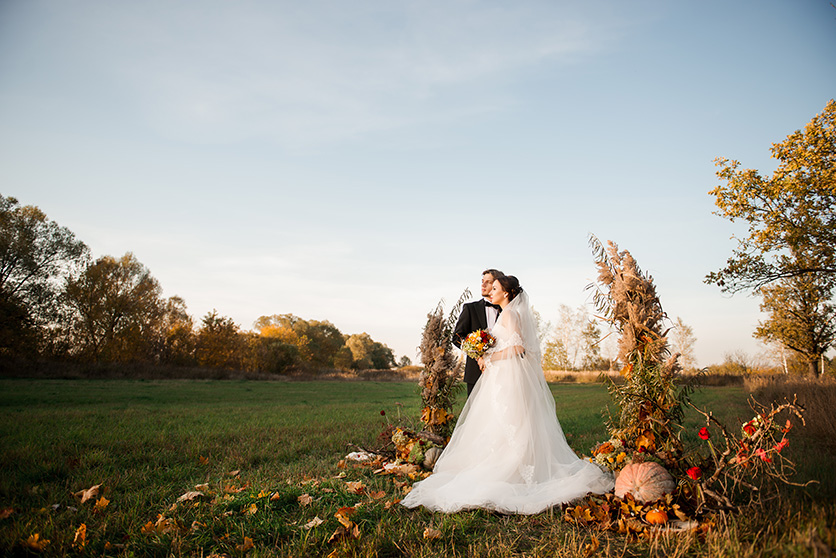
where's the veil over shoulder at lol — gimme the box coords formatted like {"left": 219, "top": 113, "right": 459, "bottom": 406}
{"left": 401, "top": 290, "right": 613, "bottom": 514}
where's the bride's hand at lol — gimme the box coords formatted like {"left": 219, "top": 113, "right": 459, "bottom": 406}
{"left": 477, "top": 357, "right": 485, "bottom": 371}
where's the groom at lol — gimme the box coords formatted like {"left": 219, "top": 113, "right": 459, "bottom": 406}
{"left": 453, "top": 268, "right": 504, "bottom": 396}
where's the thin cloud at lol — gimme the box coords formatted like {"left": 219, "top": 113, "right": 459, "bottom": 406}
{"left": 36, "top": 1, "right": 630, "bottom": 146}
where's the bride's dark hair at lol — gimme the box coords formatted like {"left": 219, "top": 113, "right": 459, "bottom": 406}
{"left": 496, "top": 275, "right": 523, "bottom": 301}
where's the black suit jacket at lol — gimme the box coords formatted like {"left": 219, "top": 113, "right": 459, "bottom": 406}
{"left": 452, "top": 299, "right": 497, "bottom": 385}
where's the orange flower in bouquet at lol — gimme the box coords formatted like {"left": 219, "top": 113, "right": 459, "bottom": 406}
{"left": 460, "top": 329, "right": 496, "bottom": 359}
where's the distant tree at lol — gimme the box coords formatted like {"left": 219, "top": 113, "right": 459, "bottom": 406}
{"left": 0, "top": 296, "right": 38, "bottom": 358}
{"left": 0, "top": 194, "right": 89, "bottom": 355}
{"left": 542, "top": 304, "right": 590, "bottom": 370}
{"left": 542, "top": 337, "right": 571, "bottom": 370}
{"left": 532, "top": 308, "right": 552, "bottom": 345}
{"left": 707, "top": 350, "right": 754, "bottom": 376}
{"left": 156, "top": 295, "right": 196, "bottom": 366}
{"left": 255, "top": 314, "right": 344, "bottom": 366}
{"left": 64, "top": 253, "right": 163, "bottom": 362}
{"left": 580, "top": 320, "right": 607, "bottom": 371}
{"left": 297, "top": 319, "right": 344, "bottom": 367}
{"left": 256, "top": 315, "right": 311, "bottom": 360}
{"left": 244, "top": 335, "right": 299, "bottom": 374}
{"left": 670, "top": 316, "right": 698, "bottom": 370}
{"left": 706, "top": 101, "right": 836, "bottom": 376}
{"left": 397, "top": 355, "right": 412, "bottom": 368}
{"left": 369, "top": 339, "right": 396, "bottom": 369}
{"left": 344, "top": 332, "right": 395, "bottom": 369}
{"left": 333, "top": 346, "right": 354, "bottom": 370}
{"left": 755, "top": 273, "right": 836, "bottom": 377}
{"left": 195, "top": 310, "right": 244, "bottom": 369}
{"left": 706, "top": 99, "right": 836, "bottom": 293}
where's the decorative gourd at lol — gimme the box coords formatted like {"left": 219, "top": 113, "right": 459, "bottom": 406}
{"left": 614, "top": 462, "right": 675, "bottom": 502}
{"left": 423, "top": 447, "right": 442, "bottom": 470}
{"left": 645, "top": 509, "right": 669, "bottom": 525}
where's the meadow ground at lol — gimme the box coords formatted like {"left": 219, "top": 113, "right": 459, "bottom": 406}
{"left": 0, "top": 378, "right": 833, "bottom": 557}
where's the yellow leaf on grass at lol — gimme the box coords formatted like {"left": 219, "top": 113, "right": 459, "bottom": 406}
{"left": 236, "top": 536, "right": 254, "bottom": 552}
{"left": 345, "top": 481, "right": 365, "bottom": 495}
{"left": 94, "top": 496, "right": 110, "bottom": 512}
{"left": 74, "top": 484, "right": 101, "bottom": 503}
{"left": 244, "top": 503, "right": 258, "bottom": 515}
{"left": 369, "top": 490, "right": 386, "bottom": 500}
{"left": 270, "top": 492, "right": 281, "bottom": 501}
{"left": 194, "top": 483, "right": 210, "bottom": 491}
{"left": 72, "top": 524, "right": 87, "bottom": 550}
{"left": 224, "top": 482, "right": 249, "bottom": 494}
{"left": 23, "top": 533, "right": 49, "bottom": 551}
{"left": 327, "top": 523, "right": 361, "bottom": 544}
{"left": 297, "top": 494, "right": 313, "bottom": 506}
{"left": 198, "top": 455, "right": 209, "bottom": 465}
{"left": 143, "top": 514, "right": 178, "bottom": 535}
{"left": 157, "top": 515, "right": 178, "bottom": 534}
{"left": 334, "top": 506, "right": 356, "bottom": 528}
{"left": 583, "top": 535, "right": 600, "bottom": 557}
{"left": 423, "top": 527, "right": 442, "bottom": 540}
{"left": 302, "top": 516, "right": 324, "bottom": 529}
{"left": 177, "top": 491, "right": 204, "bottom": 502}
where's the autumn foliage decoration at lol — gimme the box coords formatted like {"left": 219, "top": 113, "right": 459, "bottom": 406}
{"left": 587, "top": 235, "right": 694, "bottom": 467}
{"left": 568, "top": 236, "right": 809, "bottom": 535}
{"left": 417, "top": 290, "right": 469, "bottom": 439}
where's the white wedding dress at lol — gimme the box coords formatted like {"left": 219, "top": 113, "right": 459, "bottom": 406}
{"left": 401, "top": 292, "right": 613, "bottom": 514}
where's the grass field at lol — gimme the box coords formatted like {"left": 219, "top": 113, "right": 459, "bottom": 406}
{"left": 0, "top": 378, "right": 833, "bottom": 557}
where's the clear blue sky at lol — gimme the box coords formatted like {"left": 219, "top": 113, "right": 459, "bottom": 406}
{"left": 1, "top": 0, "right": 834, "bottom": 366}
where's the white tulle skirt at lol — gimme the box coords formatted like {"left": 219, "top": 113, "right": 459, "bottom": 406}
{"left": 401, "top": 354, "right": 613, "bottom": 514}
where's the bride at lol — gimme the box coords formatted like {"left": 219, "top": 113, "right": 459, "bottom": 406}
{"left": 401, "top": 275, "right": 613, "bottom": 514}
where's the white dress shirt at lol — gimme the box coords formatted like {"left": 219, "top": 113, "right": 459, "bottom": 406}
{"left": 485, "top": 301, "right": 499, "bottom": 330}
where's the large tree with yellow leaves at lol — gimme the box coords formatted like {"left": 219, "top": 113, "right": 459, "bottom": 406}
{"left": 707, "top": 99, "right": 836, "bottom": 292}
{"left": 707, "top": 100, "right": 836, "bottom": 375}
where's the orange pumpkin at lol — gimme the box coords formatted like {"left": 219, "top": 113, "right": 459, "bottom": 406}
{"left": 645, "top": 509, "right": 669, "bottom": 525}
{"left": 614, "top": 462, "right": 675, "bottom": 502}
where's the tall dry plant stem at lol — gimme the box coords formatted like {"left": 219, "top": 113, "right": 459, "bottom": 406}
{"left": 588, "top": 235, "right": 669, "bottom": 364}
{"left": 587, "top": 235, "right": 691, "bottom": 462}
{"left": 417, "top": 288, "right": 469, "bottom": 439}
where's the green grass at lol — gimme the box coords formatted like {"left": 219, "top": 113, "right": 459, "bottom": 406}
{"left": 0, "top": 379, "right": 833, "bottom": 557}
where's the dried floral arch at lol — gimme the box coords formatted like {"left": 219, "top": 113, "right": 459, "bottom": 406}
{"left": 417, "top": 289, "right": 469, "bottom": 440}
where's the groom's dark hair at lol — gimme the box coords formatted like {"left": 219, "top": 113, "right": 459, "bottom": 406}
{"left": 482, "top": 269, "right": 504, "bottom": 279}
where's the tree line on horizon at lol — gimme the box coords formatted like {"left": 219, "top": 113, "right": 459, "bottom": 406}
{"left": 0, "top": 196, "right": 400, "bottom": 374}
{"left": 3, "top": 100, "right": 835, "bottom": 378}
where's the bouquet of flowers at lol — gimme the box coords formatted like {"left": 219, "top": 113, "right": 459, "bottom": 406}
{"left": 460, "top": 329, "right": 496, "bottom": 360}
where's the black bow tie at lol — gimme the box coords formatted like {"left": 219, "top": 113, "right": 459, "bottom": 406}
{"left": 486, "top": 302, "right": 501, "bottom": 310}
